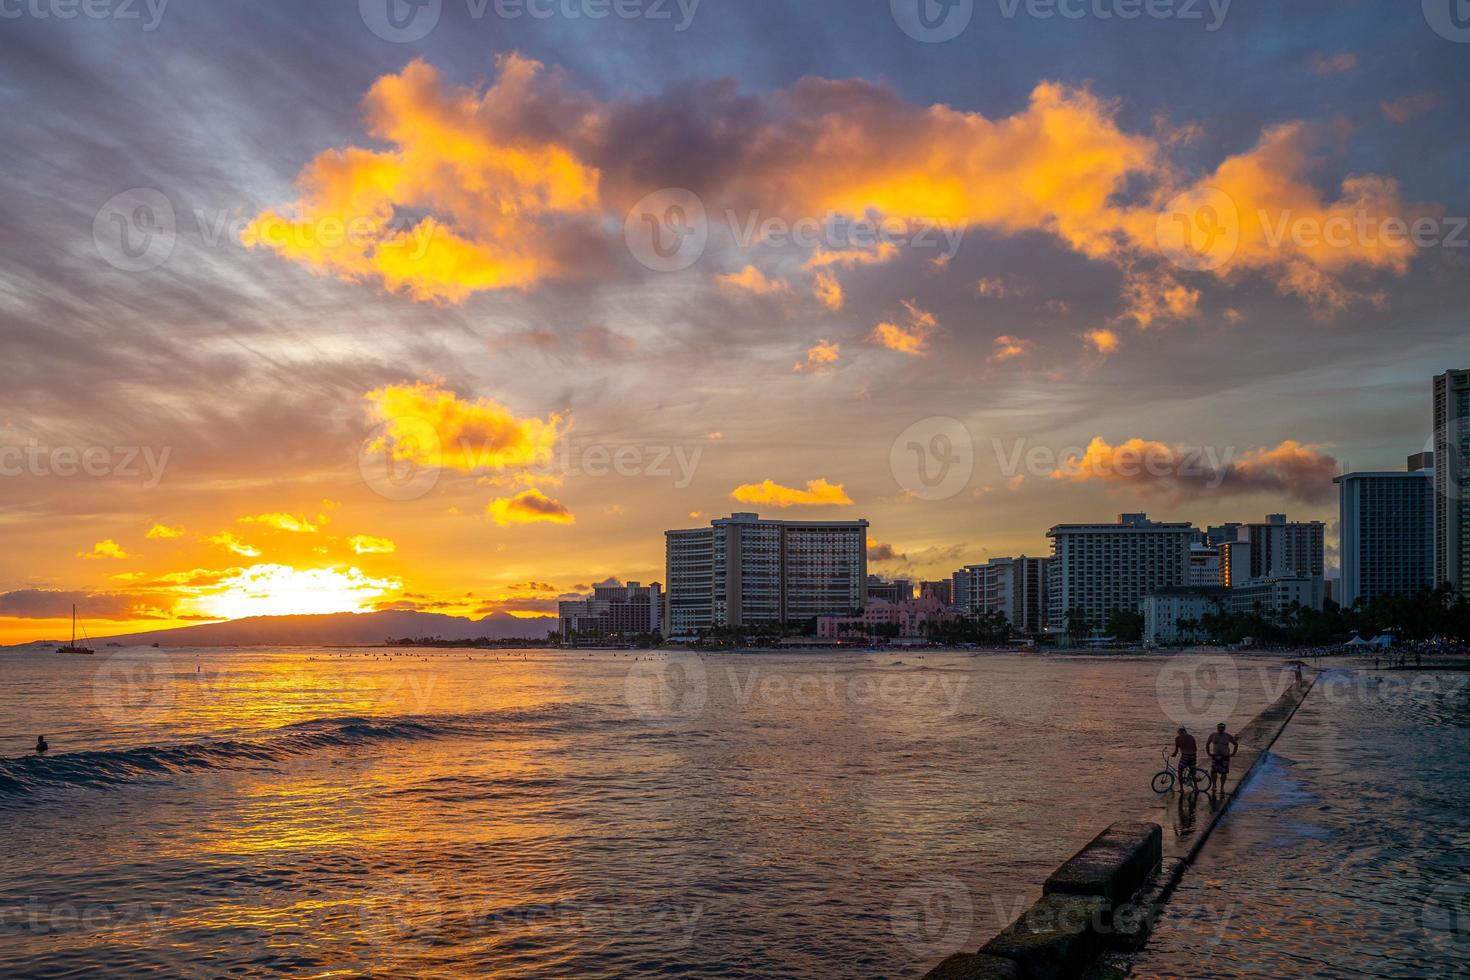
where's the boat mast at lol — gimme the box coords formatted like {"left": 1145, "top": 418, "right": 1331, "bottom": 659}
{"left": 72, "top": 604, "right": 77, "bottom": 646}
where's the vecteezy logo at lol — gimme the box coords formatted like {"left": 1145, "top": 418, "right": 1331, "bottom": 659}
{"left": 623, "top": 188, "right": 708, "bottom": 272}
{"left": 624, "top": 654, "right": 708, "bottom": 724}
{"left": 1421, "top": 882, "right": 1470, "bottom": 954}
{"left": 1156, "top": 187, "right": 1239, "bottom": 273}
{"left": 360, "top": 0, "right": 442, "bottom": 42}
{"left": 890, "top": 417, "right": 974, "bottom": 501}
{"left": 1424, "top": 0, "right": 1470, "bottom": 42}
{"left": 357, "top": 417, "right": 442, "bottom": 502}
{"left": 890, "top": 876, "right": 973, "bottom": 957}
{"left": 93, "top": 649, "right": 177, "bottom": 725}
{"left": 93, "top": 188, "right": 176, "bottom": 273}
{"left": 1155, "top": 654, "right": 1239, "bottom": 728}
{"left": 891, "top": 0, "right": 974, "bottom": 42}
{"left": 360, "top": 874, "right": 444, "bottom": 950}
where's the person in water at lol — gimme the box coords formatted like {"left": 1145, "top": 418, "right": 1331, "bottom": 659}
{"left": 35, "top": 735, "right": 48, "bottom": 754}
{"left": 1171, "top": 727, "right": 1198, "bottom": 788}
{"left": 1206, "top": 723, "right": 1238, "bottom": 792}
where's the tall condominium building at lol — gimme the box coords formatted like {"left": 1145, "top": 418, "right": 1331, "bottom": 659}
{"left": 1434, "top": 369, "right": 1470, "bottom": 593}
{"left": 951, "top": 556, "right": 1049, "bottom": 634}
{"left": 558, "top": 581, "right": 663, "bottom": 642}
{"left": 664, "top": 513, "right": 869, "bottom": 634}
{"left": 665, "top": 527, "right": 715, "bottom": 635}
{"left": 1244, "top": 515, "right": 1326, "bottom": 580}
{"left": 1187, "top": 543, "right": 1223, "bottom": 587}
{"left": 1334, "top": 456, "right": 1435, "bottom": 608}
{"left": 1241, "top": 514, "right": 1326, "bottom": 609}
{"left": 1046, "top": 514, "right": 1195, "bottom": 635}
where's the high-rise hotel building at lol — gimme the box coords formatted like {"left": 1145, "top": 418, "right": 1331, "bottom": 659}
{"left": 1434, "top": 369, "right": 1470, "bottom": 594}
{"left": 664, "top": 513, "right": 869, "bottom": 635}
{"left": 1334, "top": 456, "right": 1435, "bottom": 608}
{"left": 1046, "top": 514, "right": 1195, "bottom": 634}
{"left": 952, "top": 556, "right": 1050, "bottom": 634}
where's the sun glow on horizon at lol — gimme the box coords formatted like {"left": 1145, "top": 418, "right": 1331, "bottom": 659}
{"left": 182, "top": 564, "right": 402, "bottom": 621}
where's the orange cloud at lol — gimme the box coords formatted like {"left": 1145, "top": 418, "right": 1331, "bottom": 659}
{"left": 988, "top": 334, "right": 1032, "bottom": 363}
{"left": 243, "top": 56, "right": 601, "bottom": 303}
{"left": 719, "top": 265, "right": 788, "bottom": 295}
{"left": 794, "top": 339, "right": 840, "bottom": 373}
{"left": 1084, "top": 328, "right": 1121, "bottom": 355}
{"left": 206, "top": 532, "right": 261, "bottom": 558}
{"left": 1051, "top": 437, "right": 1338, "bottom": 503}
{"left": 730, "top": 478, "right": 854, "bottom": 508}
{"left": 1160, "top": 124, "right": 1424, "bottom": 315}
{"left": 365, "top": 382, "right": 565, "bottom": 474}
{"left": 1381, "top": 92, "right": 1440, "bottom": 125}
{"left": 80, "top": 539, "right": 134, "bottom": 560}
{"left": 812, "top": 270, "right": 844, "bottom": 311}
{"left": 145, "top": 523, "right": 184, "bottom": 539}
{"left": 871, "top": 300, "right": 940, "bottom": 356}
{"left": 239, "top": 512, "right": 320, "bottom": 533}
{"left": 486, "top": 488, "right": 575, "bottom": 526}
{"left": 1117, "top": 269, "right": 1201, "bottom": 328}
{"left": 349, "top": 534, "right": 397, "bottom": 555}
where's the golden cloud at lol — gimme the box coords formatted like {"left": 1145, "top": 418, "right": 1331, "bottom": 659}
{"left": 988, "top": 334, "right": 1032, "bottom": 363}
{"left": 794, "top": 338, "right": 840, "bottom": 373}
{"left": 812, "top": 270, "right": 844, "bottom": 311}
{"left": 1051, "top": 436, "right": 1338, "bottom": 503}
{"left": 366, "top": 382, "right": 565, "bottom": 474}
{"left": 349, "top": 534, "right": 397, "bottom": 555}
{"left": 486, "top": 488, "right": 575, "bottom": 526}
{"left": 79, "top": 539, "right": 135, "bottom": 560}
{"left": 243, "top": 56, "right": 601, "bottom": 303}
{"left": 244, "top": 60, "right": 1433, "bottom": 320}
{"left": 239, "top": 512, "right": 320, "bottom": 533}
{"left": 1084, "top": 328, "right": 1122, "bottom": 355}
{"left": 719, "top": 265, "right": 788, "bottom": 295}
{"left": 871, "top": 300, "right": 940, "bottom": 356}
{"left": 730, "top": 478, "right": 854, "bottom": 508}
{"left": 145, "top": 523, "right": 185, "bottom": 540}
{"left": 206, "top": 532, "right": 261, "bottom": 558}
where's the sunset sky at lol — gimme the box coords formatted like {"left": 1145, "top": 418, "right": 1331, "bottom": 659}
{"left": 2, "top": 1, "right": 1468, "bottom": 643}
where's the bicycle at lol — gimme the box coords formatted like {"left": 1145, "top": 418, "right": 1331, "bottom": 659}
{"left": 1151, "top": 747, "right": 1210, "bottom": 794}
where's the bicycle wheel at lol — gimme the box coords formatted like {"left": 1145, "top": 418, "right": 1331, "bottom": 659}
{"left": 1188, "top": 769, "right": 1211, "bottom": 792}
{"left": 1151, "top": 771, "right": 1175, "bottom": 794}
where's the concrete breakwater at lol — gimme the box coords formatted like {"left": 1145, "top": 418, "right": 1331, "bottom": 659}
{"left": 922, "top": 675, "right": 1317, "bottom": 980}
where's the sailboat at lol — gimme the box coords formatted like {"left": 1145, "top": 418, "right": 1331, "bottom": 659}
{"left": 57, "top": 604, "right": 94, "bottom": 655}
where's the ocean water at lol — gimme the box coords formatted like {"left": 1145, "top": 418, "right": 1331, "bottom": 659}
{"left": 1127, "top": 666, "right": 1470, "bottom": 978}
{"left": 0, "top": 646, "right": 1299, "bottom": 977}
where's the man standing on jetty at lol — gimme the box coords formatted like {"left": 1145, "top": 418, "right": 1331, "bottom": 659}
{"left": 1206, "top": 723, "right": 1239, "bottom": 793}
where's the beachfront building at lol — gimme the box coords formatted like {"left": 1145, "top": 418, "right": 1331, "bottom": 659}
{"left": 1335, "top": 457, "right": 1436, "bottom": 608}
{"left": 1434, "top": 369, "right": 1470, "bottom": 594}
{"left": 665, "top": 527, "right": 715, "bottom": 636}
{"left": 1046, "top": 514, "right": 1196, "bottom": 636}
{"left": 1188, "top": 543, "right": 1223, "bottom": 588}
{"left": 1227, "top": 576, "right": 1322, "bottom": 619}
{"left": 866, "top": 576, "right": 914, "bottom": 603}
{"left": 919, "top": 579, "right": 953, "bottom": 607}
{"left": 558, "top": 581, "right": 663, "bottom": 643}
{"left": 663, "top": 513, "right": 869, "bottom": 636}
{"left": 952, "top": 556, "right": 1049, "bottom": 634}
{"left": 1244, "top": 515, "right": 1326, "bottom": 609}
{"left": 816, "top": 595, "right": 958, "bottom": 641}
{"left": 1143, "top": 586, "right": 1227, "bottom": 645}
